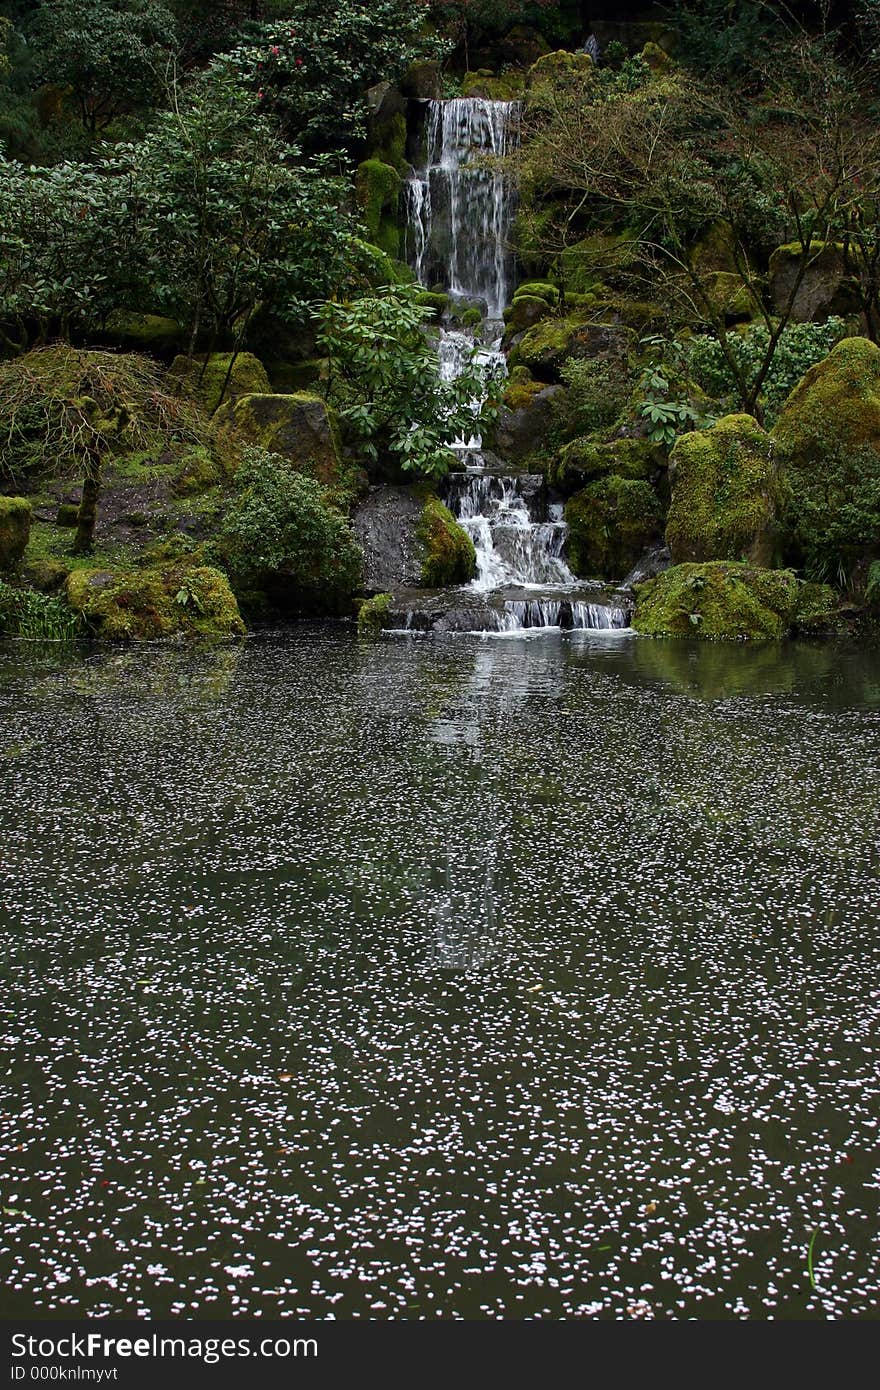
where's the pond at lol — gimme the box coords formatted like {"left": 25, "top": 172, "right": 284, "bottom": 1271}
{"left": 1, "top": 628, "right": 879, "bottom": 1319}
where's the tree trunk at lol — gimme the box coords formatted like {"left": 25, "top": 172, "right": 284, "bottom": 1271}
{"left": 72, "top": 455, "right": 101, "bottom": 555}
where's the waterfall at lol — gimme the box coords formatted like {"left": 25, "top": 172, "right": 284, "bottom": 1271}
{"left": 406, "top": 98, "right": 521, "bottom": 320}
{"left": 445, "top": 475, "right": 578, "bottom": 592}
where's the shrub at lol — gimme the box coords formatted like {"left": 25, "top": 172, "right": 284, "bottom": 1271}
{"left": 220, "top": 447, "right": 362, "bottom": 610}
{"left": 686, "top": 319, "right": 846, "bottom": 427}
{"left": 558, "top": 355, "right": 634, "bottom": 437}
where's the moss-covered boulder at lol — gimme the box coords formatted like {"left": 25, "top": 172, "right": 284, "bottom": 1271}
{"left": 514, "top": 281, "right": 560, "bottom": 307}
{"left": 65, "top": 565, "right": 245, "bottom": 641}
{"left": 0, "top": 497, "right": 31, "bottom": 569}
{"left": 357, "top": 591, "right": 394, "bottom": 634}
{"left": 526, "top": 50, "right": 594, "bottom": 90}
{"left": 768, "top": 242, "right": 857, "bottom": 323}
{"left": 509, "top": 312, "right": 632, "bottom": 381}
{"left": 633, "top": 561, "right": 836, "bottom": 641}
{"left": 401, "top": 60, "right": 441, "bottom": 99}
{"left": 641, "top": 40, "right": 674, "bottom": 73}
{"left": 565, "top": 475, "right": 663, "bottom": 578}
{"left": 213, "top": 392, "right": 342, "bottom": 486}
{"left": 772, "top": 337, "right": 880, "bottom": 570}
{"left": 461, "top": 70, "right": 525, "bottom": 100}
{"left": 665, "top": 415, "right": 779, "bottom": 566}
{"left": 169, "top": 352, "right": 271, "bottom": 415}
{"left": 504, "top": 294, "right": 553, "bottom": 334}
{"left": 415, "top": 290, "right": 450, "bottom": 322}
{"left": 556, "top": 436, "right": 664, "bottom": 487}
{"left": 357, "top": 159, "right": 402, "bottom": 258}
{"left": 416, "top": 497, "right": 476, "bottom": 587}
{"left": 496, "top": 383, "right": 565, "bottom": 465}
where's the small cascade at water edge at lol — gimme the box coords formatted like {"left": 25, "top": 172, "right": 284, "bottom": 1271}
{"left": 402, "top": 96, "right": 629, "bottom": 635}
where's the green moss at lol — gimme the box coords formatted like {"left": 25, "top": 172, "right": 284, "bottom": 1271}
{"left": 666, "top": 415, "right": 779, "bottom": 565}
{"left": 356, "top": 159, "right": 402, "bottom": 259}
{"left": 55, "top": 503, "right": 79, "bottom": 528}
{"left": 527, "top": 50, "right": 594, "bottom": 89}
{"left": 773, "top": 337, "right": 880, "bottom": 572}
{"left": 565, "top": 475, "right": 663, "bottom": 578}
{"left": 461, "top": 71, "right": 525, "bottom": 100}
{"left": 65, "top": 564, "right": 245, "bottom": 642}
{"left": 555, "top": 435, "right": 662, "bottom": 485}
{"left": 504, "top": 295, "right": 552, "bottom": 334}
{"left": 357, "top": 591, "right": 394, "bottom": 633}
{"left": 23, "top": 519, "right": 130, "bottom": 580}
{"left": 509, "top": 311, "right": 602, "bottom": 377}
{"left": 514, "top": 281, "right": 560, "bottom": 306}
{"left": 169, "top": 352, "right": 271, "bottom": 415}
{"left": 460, "top": 307, "right": 482, "bottom": 329}
{"left": 633, "top": 561, "right": 802, "bottom": 640}
{"left": 503, "top": 378, "right": 548, "bottom": 411}
{"left": 415, "top": 290, "right": 450, "bottom": 322}
{"left": 416, "top": 497, "right": 476, "bottom": 587}
{"left": 641, "top": 41, "right": 673, "bottom": 72}
{"left": 172, "top": 444, "right": 229, "bottom": 498}
{"left": 866, "top": 560, "right": 880, "bottom": 612}
{"left": 0, "top": 496, "right": 31, "bottom": 569}
{"left": 371, "top": 111, "right": 408, "bottom": 171}
{"left": 213, "top": 392, "right": 342, "bottom": 487}
{"left": 794, "top": 581, "right": 839, "bottom": 634}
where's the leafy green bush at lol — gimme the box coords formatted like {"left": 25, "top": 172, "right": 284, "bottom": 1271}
{"left": 784, "top": 443, "right": 880, "bottom": 585}
{"left": 558, "top": 355, "right": 634, "bottom": 437}
{"left": 221, "top": 447, "right": 362, "bottom": 609}
{"left": 686, "top": 320, "right": 846, "bottom": 426}
{"left": 318, "top": 285, "right": 501, "bottom": 479}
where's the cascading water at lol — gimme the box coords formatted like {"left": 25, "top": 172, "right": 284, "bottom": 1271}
{"left": 445, "top": 475, "right": 577, "bottom": 591}
{"left": 401, "top": 96, "right": 631, "bottom": 634}
{"left": 406, "top": 98, "right": 520, "bottom": 320}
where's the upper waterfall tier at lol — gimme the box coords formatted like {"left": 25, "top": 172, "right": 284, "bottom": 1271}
{"left": 406, "top": 98, "right": 521, "bottom": 319}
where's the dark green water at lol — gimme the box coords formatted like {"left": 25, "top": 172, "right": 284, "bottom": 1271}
{"left": 1, "top": 629, "right": 879, "bottom": 1320}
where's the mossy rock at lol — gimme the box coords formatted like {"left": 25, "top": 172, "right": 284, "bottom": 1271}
{"left": 768, "top": 241, "right": 857, "bottom": 324}
{"left": 172, "top": 444, "right": 229, "bottom": 498}
{"left": 0, "top": 497, "right": 32, "bottom": 569}
{"left": 691, "top": 221, "right": 739, "bottom": 276}
{"left": 213, "top": 392, "right": 342, "bottom": 487}
{"left": 357, "top": 159, "right": 402, "bottom": 259}
{"left": 509, "top": 311, "right": 632, "bottom": 381}
{"left": 503, "top": 376, "right": 549, "bottom": 411}
{"left": 641, "top": 41, "right": 673, "bottom": 73}
{"left": 526, "top": 50, "right": 594, "bottom": 89}
{"left": 556, "top": 436, "right": 664, "bottom": 486}
{"left": 100, "top": 311, "right": 185, "bottom": 358}
{"left": 515, "top": 281, "right": 560, "bottom": 307}
{"left": 416, "top": 497, "right": 476, "bottom": 587}
{"left": 794, "top": 581, "right": 839, "bottom": 635}
{"left": 666, "top": 414, "right": 780, "bottom": 566}
{"left": 415, "top": 290, "right": 450, "bottom": 322}
{"left": 64, "top": 564, "right": 245, "bottom": 642}
{"left": 504, "top": 294, "right": 552, "bottom": 334}
{"left": 461, "top": 71, "right": 525, "bottom": 100}
{"left": 401, "top": 60, "right": 441, "bottom": 99}
{"left": 355, "top": 239, "right": 415, "bottom": 289}
{"left": 565, "top": 475, "right": 663, "bottom": 579}
{"left": 357, "top": 591, "right": 394, "bottom": 634}
{"left": 55, "top": 503, "right": 79, "bottom": 528}
{"left": 772, "top": 337, "right": 880, "bottom": 568}
{"left": 460, "top": 307, "right": 482, "bottom": 329}
{"left": 700, "top": 272, "right": 759, "bottom": 324}
{"left": 169, "top": 352, "right": 271, "bottom": 415}
{"left": 370, "top": 111, "right": 408, "bottom": 171}
{"left": 633, "top": 561, "right": 808, "bottom": 641}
